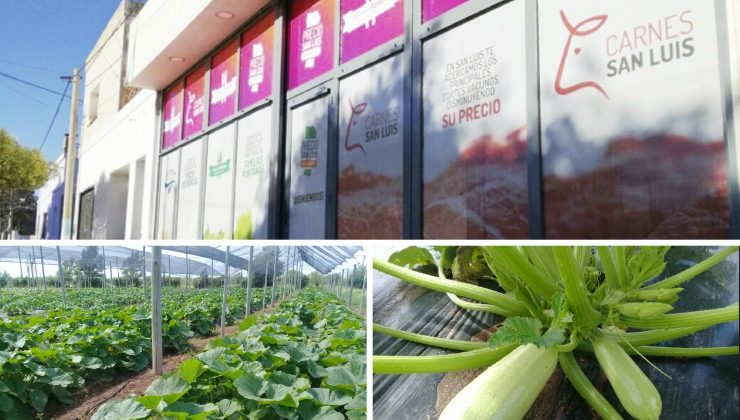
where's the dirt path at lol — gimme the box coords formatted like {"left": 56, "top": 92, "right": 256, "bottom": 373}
{"left": 46, "top": 303, "right": 283, "bottom": 420}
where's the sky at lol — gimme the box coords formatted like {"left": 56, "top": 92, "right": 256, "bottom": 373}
{"left": 0, "top": 0, "right": 122, "bottom": 161}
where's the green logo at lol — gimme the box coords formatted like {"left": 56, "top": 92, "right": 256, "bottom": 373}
{"left": 304, "top": 125, "right": 317, "bottom": 139}
{"left": 209, "top": 159, "right": 231, "bottom": 177}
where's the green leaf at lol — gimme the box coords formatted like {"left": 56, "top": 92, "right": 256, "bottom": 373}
{"left": 303, "top": 388, "right": 353, "bottom": 406}
{"left": 178, "top": 358, "right": 205, "bottom": 384}
{"left": 92, "top": 399, "right": 150, "bottom": 420}
{"left": 162, "top": 401, "right": 218, "bottom": 420}
{"left": 297, "top": 402, "right": 345, "bottom": 420}
{"left": 216, "top": 398, "right": 242, "bottom": 417}
{"left": 388, "top": 246, "right": 435, "bottom": 269}
{"left": 488, "top": 316, "right": 566, "bottom": 349}
{"left": 29, "top": 387, "right": 48, "bottom": 412}
{"left": 234, "top": 372, "right": 268, "bottom": 400}
{"left": 143, "top": 375, "right": 190, "bottom": 404}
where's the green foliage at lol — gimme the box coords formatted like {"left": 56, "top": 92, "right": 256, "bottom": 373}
{"left": 234, "top": 211, "right": 254, "bottom": 240}
{"left": 95, "top": 287, "right": 366, "bottom": 419}
{"left": 0, "top": 129, "right": 52, "bottom": 192}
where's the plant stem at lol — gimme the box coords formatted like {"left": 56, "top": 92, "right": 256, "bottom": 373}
{"left": 558, "top": 352, "right": 624, "bottom": 420}
{"left": 552, "top": 247, "right": 601, "bottom": 328}
{"left": 373, "top": 344, "right": 517, "bottom": 374}
{"left": 373, "top": 323, "right": 486, "bottom": 352}
{"left": 629, "top": 346, "right": 739, "bottom": 358}
{"left": 622, "top": 303, "right": 739, "bottom": 329}
{"left": 596, "top": 247, "right": 620, "bottom": 290}
{"left": 599, "top": 325, "right": 714, "bottom": 346}
{"left": 373, "top": 258, "right": 528, "bottom": 315}
{"left": 446, "top": 293, "right": 514, "bottom": 317}
{"left": 643, "top": 246, "right": 739, "bottom": 290}
{"left": 482, "top": 247, "right": 559, "bottom": 299}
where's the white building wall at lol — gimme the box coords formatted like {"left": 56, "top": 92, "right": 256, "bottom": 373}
{"left": 74, "top": 90, "right": 157, "bottom": 239}
{"left": 34, "top": 154, "right": 65, "bottom": 238}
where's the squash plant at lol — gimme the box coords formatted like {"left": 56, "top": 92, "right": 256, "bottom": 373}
{"left": 374, "top": 246, "right": 739, "bottom": 420}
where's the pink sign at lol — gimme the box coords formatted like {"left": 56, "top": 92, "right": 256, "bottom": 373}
{"left": 422, "top": 0, "right": 468, "bottom": 23}
{"left": 183, "top": 65, "right": 206, "bottom": 138}
{"left": 209, "top": 40, "right": 239, "bottom": 125}
{"left": 240, "top": 16, "right": 274, "bottom": 110}
{"left": 288, "top": 0, "right": 335, "bottom": 90}
{"left": 340, "top": 0, "right": 403, "bottom": 63}
{"left": 162, "top": 83, "right": 183, "bottom": 149}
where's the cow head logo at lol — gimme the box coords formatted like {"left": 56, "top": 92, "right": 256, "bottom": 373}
{"left": 555, "top": 10, "right": 609, "bottom": 99}
{"left": 344, "top": 98, "right": 367, "bottom": 155}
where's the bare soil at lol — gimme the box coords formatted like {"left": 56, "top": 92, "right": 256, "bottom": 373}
{"left": 46, "top": 302, "right": 283, "bottom": 420}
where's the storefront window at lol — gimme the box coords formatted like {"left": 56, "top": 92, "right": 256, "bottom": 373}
{"left": 337, "top": 54, "right": 404, "bottom": 238}
{"left": 209, "top": 40, "right": 239, "bottom": 125}
{"left": 288, "top": 95, "right": 330, "bottom": 238}
{"left": 288, "top": 0, "right": 336, "bottom": 90}
{"left": 158, "top": 150, "right": 180, "bottom": 239}
{"left": 422, "top": 1, "right": 529, "bottom": 238}
{"left": 183, "top": 66, "right": 206, "bottom": 139}
{"left": 202, "top": 124, "right": 236, "bottom": 239}
{"left": 233, "top": 108, "right": 272, "bottom": 239}
{"left": 538, "top": 0, "right": 730, "bottom": 238}
{"left": 176, "top": 140, "right": 204, "bottom": 239}
{"left": 422, "top": 0, "right": 469, "bottom": 23}
{"left": 340, "top": 0, "right": 404, "bottom": 63}
{"left": 240, "top": 16, "right": 274, "bottom": 110}
{"left": 162, "top": 83, "right": 183, "bottom": 149}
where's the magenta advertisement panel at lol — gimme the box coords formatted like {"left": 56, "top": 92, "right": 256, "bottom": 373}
{"left": 422, "top": 0, "right": 468, "bottom": 23}
{"left": 162, "top": 83, "right": 183, "bottom": 149}
{"left": 209, "top": 40, "right": 239, "bottom": 125}
{"left": 288, "top": 0, "right": 335, "bottom": 90}
{"left": 183, "top": 66, "right": 206, "bottom": 138}
{"left": 240, "top": 16, "right": 274, "bottom": 110}
{"left": 340, "top": 0, "right": 404, "bottom": 63}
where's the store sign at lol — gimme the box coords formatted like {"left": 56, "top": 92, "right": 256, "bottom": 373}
{"left": 158, "top": 151, "right": 179, "bottom": 239}
{"left": 240, "top": 17, "right": 274, "bottom": 110}
{"left": 209, "top": 41, "right": 238, "bottom": 125}
{"left": 539, "top": 0, "right": 729, "bottom": 238}
{"left": 202, "top": 124, "right": 235, "bottom": 239}
{"left": 422, "top": 1, "right": 528, "bottom": 238}
{"left": 176, "top": 141, "right": 203, "bottom": 239}
{"left": 422, "top": 0, "right": 468, "bottom": 23}
{"left": 340, "top": 0, "right": 404, "bottom": 63}
{"left": 288, "top": 0, "right": 335, "bottom": 90}
{"left": 162, "top": 84, "right": 183, "bottom": 149}
{"left": 234, "top": 107, "right": 272, "bottom": 239}
{"left": 183, "top": 66, "right": 206, "bottom": 138}
{"left": 289, "top": 95, "right": 329, "bottom": 238}
{"left": 338, "top": 54, "right": 403, "bottom": 238}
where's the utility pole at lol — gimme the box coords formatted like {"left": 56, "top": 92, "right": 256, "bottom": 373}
{"left": 61, "top": 68, "right": 80, "bottom": 239}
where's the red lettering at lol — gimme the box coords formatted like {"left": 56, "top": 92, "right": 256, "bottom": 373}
{"left": 633, "top": 25, "right": 647, "bottom": 49}
{"left": 665, "top": 14, "right": 678, "bottom": 39}
{"left": 606, "top": 35, "right": 619, "bottom": 56}
{"left": 680, "top": 10, "right": 693, "bottom": 34}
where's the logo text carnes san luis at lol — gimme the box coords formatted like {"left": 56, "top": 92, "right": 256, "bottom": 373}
{"left": 556, "top": 9, "right": 696, "bottom": 98}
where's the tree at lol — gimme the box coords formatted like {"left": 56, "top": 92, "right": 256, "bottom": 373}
{"left": 0, "top": 129, "right": 53, "bottom": 238}
{"left": 120, "top": 250, "right": 144, "bottom": 287}
{"left": 72, "top": 246, "right": 105, "bottom": 287}
{"left": 308, "top": 271, "right": 324, "bottom": 287}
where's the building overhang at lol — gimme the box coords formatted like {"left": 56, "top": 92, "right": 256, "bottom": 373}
{"left": 126, "top": 0, "right": 270, "bottom": 90}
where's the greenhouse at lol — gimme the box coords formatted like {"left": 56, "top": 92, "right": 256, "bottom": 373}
{"left": 0, "top": 245, "right": 367, "bottom": 419}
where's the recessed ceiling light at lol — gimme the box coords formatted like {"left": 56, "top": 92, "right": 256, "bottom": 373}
{"left": 169, "top": 56, "right": 186, "bottom": 63}
{"left": 215, "top": 11, "right": 235, "bottom": 19}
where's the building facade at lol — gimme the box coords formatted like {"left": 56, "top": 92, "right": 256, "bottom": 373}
{"left": 73, "top": 0, "right": 158, "bottom": 239}
{"left": 90, "top": 0, "right": 740, "bottom": 239}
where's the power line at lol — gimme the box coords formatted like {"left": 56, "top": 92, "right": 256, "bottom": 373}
{"left": 0, "top": 70, "right": 71, "bottom": 98}
{"left": 40, "top": 80, "right": 71, "bottom": 151}
{"left": 0, "top": 79, "right": 54, "bottom": 108}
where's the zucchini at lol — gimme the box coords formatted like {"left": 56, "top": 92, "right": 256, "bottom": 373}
{"left": 438, "top": 344, "right": 557, "bottom": 420}
{"left": 592, "top": 337, "right": 661, "bottom": 420}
